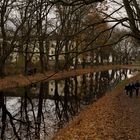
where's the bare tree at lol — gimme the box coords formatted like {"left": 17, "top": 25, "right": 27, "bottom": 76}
{"left": 0, "top": 0, "right": 38, "bottom": 77}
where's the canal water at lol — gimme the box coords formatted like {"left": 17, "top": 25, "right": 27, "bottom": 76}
{"left": 0, "top": 69, "right": 136, "bottom": 140}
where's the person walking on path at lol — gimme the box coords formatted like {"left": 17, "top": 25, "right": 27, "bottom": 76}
{"left": 124, "top": 83, "right": 134, "bottom": 97}
{"left": 124, "top": 84, "right": 130, "bottom": 95}
{"left": 134, "top": 81, "right": 140, "bottom": 97}
{"left": 129, "top": 82, "right": 135, "bottom": 98}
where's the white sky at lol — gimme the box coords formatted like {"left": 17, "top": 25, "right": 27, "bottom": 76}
{"left": 97, "top": 0, "right": 129, "bottom": 30}
{"left": 106, "top": 0, "right": 127, "bottom": 18}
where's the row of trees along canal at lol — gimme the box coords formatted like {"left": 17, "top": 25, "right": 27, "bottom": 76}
{"left": 0, "top": 0, "right": 140, "bottom": 78}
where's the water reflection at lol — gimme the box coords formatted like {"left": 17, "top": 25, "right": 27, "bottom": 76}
{"left": 0, "top": 69, "right": 134, "bottom": 140}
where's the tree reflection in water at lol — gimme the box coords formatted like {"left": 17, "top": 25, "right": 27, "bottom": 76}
{"left": 0, "top": 69, "right": 130, "bottom": 139}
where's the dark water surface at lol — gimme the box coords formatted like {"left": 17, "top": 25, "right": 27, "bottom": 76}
{"left": 0, "top": 69, "right": 135, "bottom": 140}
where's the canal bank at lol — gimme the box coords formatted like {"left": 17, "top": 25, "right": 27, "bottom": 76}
{"left": 52, "top": 73, "right": 140, "bottom": 140}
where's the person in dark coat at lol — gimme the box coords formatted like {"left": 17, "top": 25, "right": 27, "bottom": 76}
{"left": 134, "top": 81, "right": 140, "bottom": 97}
{"left": 129, "top": 83, "right": 135, "bottom": 98}
{"left": 124, "top": 84, "right": 130, "bottom": 95}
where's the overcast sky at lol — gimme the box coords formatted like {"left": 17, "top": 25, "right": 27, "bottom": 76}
{"left": 107, "top": 0, "right": 127, "bottom": 18}
{"left": 99, "top": 0, "right": 129, "bottom": 30}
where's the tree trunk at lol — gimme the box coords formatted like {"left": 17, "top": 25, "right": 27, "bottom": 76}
{"left": 0, "top": 61, "right": 5, "bottom": 78}
{"left": 123, "top": 0, "right": 139, "bottom": 37}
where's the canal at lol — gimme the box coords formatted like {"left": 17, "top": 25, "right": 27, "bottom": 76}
{"left": 0, "top": 69, "right": 136, "bottom": 140}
